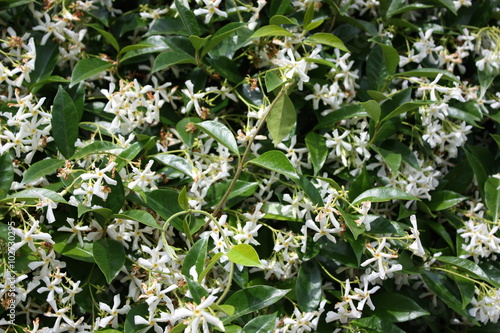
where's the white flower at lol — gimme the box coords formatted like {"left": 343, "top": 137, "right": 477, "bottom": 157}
{"left": 193, "top": 0, "right": 228, "bottom": 24}
{"left": 99, "top": 294, "right": 131, "bottom": 328}
{"left": 173, "top": 295, "right": 225, "bottom": 332}
{"left": 408, "top": 215, "right": 425, "bottom": 257}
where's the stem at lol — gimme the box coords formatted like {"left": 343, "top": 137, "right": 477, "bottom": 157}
{"left": 212, "top": 79, "right": 296, "bottom": 217}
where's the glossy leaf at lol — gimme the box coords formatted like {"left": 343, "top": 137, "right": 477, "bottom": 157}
{"left": 382, "top": 100, "right": 432, "bottom": 121}
{"left": 152, "top": 153, "right": 193, "bottom": 178}
{"left": 196, "top": 120, "right": 240, "bottom": 156}
{"left": 251, "top": 25, "right": 295, "bottom": 38}
{"left": 243, "top": 313, "right": 277, "bottom": 333}
{"left": 70, "top": 58, "right": 114, "bottom": 87}
{"left": 53, "top": 240, "right": 94, "bottom": 263}
{"left": 437, "top": 256, "right": 499, "bottom": 287}
{"left": 296, "top": 260, "right": 322, "bottom": 312}
{"left": 174, "top": 0, "right": 200, "bottom": 35}
{"left": 228, "top": 244, "right": 263, "bottom": 268}
{"left": 313, "top": 104, "right": 367, "bottom": 130}
{"left": 87, "top": 23, "right": 119, "bottom": 51}
{"left": 202, "top": 22, "right": 245, "bottom": 57}
{"left": 223, "top": 286, "right": 289, "bottom": 323}
{"left": 305, "top": 33, "right": 349, "bottom": 52}
{"left": 367, "top": 45, "right": 388, "bottom": 91}
{"left": 22, "top": 158, "right": 65, "bottom": 185}
{"left": 52, "top": 86, "right": 79, "bottom": 158}
{"left": 485, "top": 177, "right": 500, "bottom": 222}
{"left": 425, "top": 190, "right": 466, "bottom": 211}
{"left": 352, "top": 316, "right": 406, "bottom": 333}
{"left": 379, "top": 139, "right": 421, "bottom": 170}
{"left": 352, "top": 187, "right": 418, "bottom": 205}
{"left": 77, "top": 204, "right": 113, "bottom": 219}
{"left": 2, "top": 188, "right": 68, "bottom": 204}
{"left": 124, "top": 303, "right": 149, "bottom": 333}
{"left": 265, "top": 70, "right": 283, "bottom": 92}
{"left": 247, "top": 150, "right": 299, "bottom": 180}
{"left": 267, "top": 93, "right": 296, "bottom": 146}
{"left": 371, "top": 292, "right": 430, "bottom": 322}
{"left": 152, "top": 50, "right": 196, "bottom": 73}
{"left": 93, "top": 238, "right": 126, "bottom": 284}
{"left": 182, "top": 237, "right": 209, "bottom": 278}
{"left": 269, "top": 15, "right": 298, "bottom": 26}
{"left": 186, "top": 277, "right": 209, "bottom": 304}
{"left": 305, "top": 132, "right": 328, "bottom": 176}
{"left": 361, "top": 100, "right": 381, "bottom": 122}
{"left": 29, "top": 41, "right": 59, "bottom": 91}
{"left": 375, "top": 147, "right": 402, "bottom": 174}
{"left": 0, "top": 153, "right": 14, "bottom": 198}
{"left": 377, "top": 43, "right": 399, "bottom": 75}
{"left": 144, "top": 189, "right": 183, "bottom": 232}
{"left": 395, "top": 68, "right": 461, "bottom": 84}
{"left": 112, "top": 210, "right": 161, "bottom": 229}
{"left": 70, "top": 141, "right": 122, "bottom": 161}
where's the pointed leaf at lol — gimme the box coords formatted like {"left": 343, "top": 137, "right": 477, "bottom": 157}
{"left": 437, "top": 256, "right": 500, "bottom": 287}
{"left": 305, "top": 33, "right": 349, "bottom": 52}
{"left": 195, "top": 120, "right": 240, "bottom": 156}
{"left": 92, "top": 238, "right": 126, "bottom": 284}
{"left": 395, "top": 68, "right": 461, "bottom": 84}
{"left": 86, "top": 23, "right": 120, "bottom": 51}
{"left": 182, "top": 237, "right": 209, "bottom": 278}
{"left": 152, "top": 153, "right": 193, "bottom": 178}
{"left": 70, "top": 58, "right": 114, "bottom": 87}
{"left": 267, "top": 94, "right": 296, "bottom": 146}
{"left": 251, "top": 25, "right": 295, "bottom": 38}
{"left": 352, "top": 187, "right": 418, "bottom": 205}
{"left": 296, "top": 260, "right": 322, "bottom": 312}
{"left": 228, "top": 244, "right": 263, "bottom": 268}
{"left": 485, "top": 177, "right": 500, "bottom": 222}
{"left": 265, "top": 71, "right": 283, "bottom": 92}
{"left": 425, "top": 190, "right": 467, "bottom": 211}
{"left": 174, "top": 0, "right": 200, "bottom": 36}
{"left": 152, "top": 50, "right": 196, "bottom": 73}
{"left": 247, "top": 150, "right": 299, "bottom": 180}
{"left": 53, "top": 239, "right": 94, "bottom": 263}
{"left": 70, "top": 141, "right": 122, "bottom": 161}
{"left": 52, "top": 86, "right": 79, "bottom": 158}
{"left": 0, "top": 153, "right": 14, "bottom": 198}
{"left": 3, "top": 188, "right": 68, "bottom": 204}
{"left": 371, "top": 292, "right": 430, "bottom": 322}
{"left": 223, "top": 286, "right": 290, "bottom": 323}
{"left": 22, "top": 159, "right": 65, "bottom": 185}
{"left": 112, "top": 210, "right": 161, "bottom": 229}
{"left": 243, "top": 313, "right": 278, "bottom": 333}
{"left": 305, "top": 132, "right": 328, "bottom": 176}
{"left": 203, "top": 22, "right": 245, "bottom": 57}
{"left": 269, "top": 15, "right": 299, "bottom": 26}
{"left": 361, "top": 100, "right": 381, "bottom": 122}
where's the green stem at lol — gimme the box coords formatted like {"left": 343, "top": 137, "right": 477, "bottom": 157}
{"left": 212, "top": 79, "right": 296, "bottom": 217}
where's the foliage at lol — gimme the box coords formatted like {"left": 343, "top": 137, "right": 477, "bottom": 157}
{"left": 0, "top": 0, "right": 500, "bottom": 332}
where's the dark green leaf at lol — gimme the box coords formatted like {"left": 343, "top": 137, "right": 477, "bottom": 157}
{"left": 223, "top": 286, "right": 289, "bottom": 323}
{"left": 152, "top": 153, "right": 193, "bottom": 178}
{"left": 112, "top": 210, "right": 161, "bottom": 229}
{"left": 352, "top": 187, "right": 418, "bottom": 205}
{"left": 265, "top": 71, "right": 283, "bottom": 92}
{"left": 339, "top": 206, "right": 365, "bottom": 240}
{"left": 29, "top": 41, "right": 59, "bottom": 92}
{"left": 371, "top": 292, "right": 430, "bottom": 322}
{"left": 152, "top": 50, "right": 196, "bottom": 73}
{"left": 379, "top": 139, "right": 421, "bottom": 170}
{"left": 425, "top": 190, "right": 466, "bottom": 211}
{"left": 22, "top": 159, "right": 65, "bottom": 185}
{"left": 174, "top": 0, "right": 201, "bottom": 35}
{"left": 87, "top": 23, "right": 119, "bottom": 51}
{"left": 367, "top": 45, "right": 388, "bottom": 92}
{"left": 448, "top": 273, "right": 475, "bottom": 309}
{"left": 2, "top": 188, "right": 68, "bottom": 204}
{"left": 70, "top": 58, "right": 114, "bottom": 87}
{"left": 395, "top": 68, "right": 461, "bottom": 84}
{"left": 293, "top": 175, "right": 323, "bottom": 206}
{"left": 267, "top": 93, "right": 296, "bottom": 146}
{"left": 186, "top": 277, "right": 209, "bottom": 304}
{"left": 0, "top": 153, "right": 14, "bottom": 198}
{"left": 434, "top": 0, "right": 457, "bottom": 14}
{"left": 352, "top": 315, "right": 406, "bottom": 333}
{"left": 176, "top": 117, "right": 201, "bottom": 148}
{"left": 305, "top": 132, "right": 328, "bottom": 176}
{"left": 53, "top": 240, "right": 94, "bottom": 263}
{"left": 144, "top": 190, "right": 183, "bottom": 231}
{"left": 485, "top": 177, "right": 500, "bottom": 222}
{"left": 196, "top": 120, "right": 240, "bottom": 156}
{"left": 182, "top": 237, "right": 209, "bottom": 278}
{"left": 69, "top": 141, "right": 122, "bottom": 161}
{"left": 247, "top": 150, "right": 299, "bottom": 180}
{"left": 92, "top": 238, "right": 126, "bottom": 284}
{"left": 437, "top": 256, "right": 499, "bottom": 287}
{"left": 296, "top": 261, "right": 322, "bottom": 312}
{"left": 203, "top": 22, "right": 245, "bottom": 57}
{"left": 77, "top": 204, "right": 113, "bottom": 219}
{"left": 243, "top": 313, "right": 278, "bottom": 333}
{"left": 207, "top": 56, "right": 244, "bottom": 84}
{"left": 464, "top": 147, "right": 488, "bottom": 200}
{"left": 313, "top": 105, "right": 367, "bottom": 130}
{"left": 383, "top": 100, "right": 432, "bottom": 121}
{"left": 52, "top": 86, "right": 79, "bottom": 158}
{"left": 124, "top": 303, "right": 149, "bottom": 333}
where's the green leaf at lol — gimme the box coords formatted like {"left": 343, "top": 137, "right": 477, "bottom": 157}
{"left": 223, "top": 286, "right": 289, "bottom": 323}
{"left": 69, "top": 141, "right": 122, "bottom": 161}
{"left": 371, "top": 292, "right": 430, "bottom": 322}
{"left": 202, "top": 22, "right": 245, "bottom": 57}
{"left": 352, "top": 316, "right": 406, "bottom": 333}
{"left": 251, "top": 25, "right": 295, "bottom": 38}
{"left": 296, "top": 261, "right": 322, "bottom": 312}
{"left": 22, "top": 159, "right": 65, "bottom": 185}
{"left": 243, "top": 313, "right": 278, "bottom": 333}
{"left": 421, "top": 271, "right": 475, "bottom": 322}
{"left": 144, "top": 189, "right": 183, "bottom": 232}
{"left": 112, "top": 210, "right": 161, "bottom": 229}
{"left": 448, "top": 273, "right": 475, "bottom": 309}
{"left": 207, "top": 56, "right": 244, "bottom": 84}
{"left": 464, "top": 147, "right": 488, "bottom": 200}
{"left": 352, "top": 187, "right": 418, "bottom": 205}
{"left": 313, "top": 104, "right": 367, "bottom": 130}
{"left": 52, "top": 86, "right": 79, "bottom": 158}
{"left": 70, "top": 58, "right": 114, "bottom": 87}
{"left": 269, "top": 15, "right": 298, "bottom": 26}
{"left": 434, "top": 0, "right": 457, "bottom": 14}
{"left": 361, "top": 100, "right": 381, "bottom": 122}
{"left": 305, "top": 132, "right": 328, "bottom": 176}
{"left": 485, "top": 177, "right": 500, "bottom": 222}
{"left": 339, "top": 206, "right": 365, "bottom": 240}
{"left": 395, "top": 68, "right": 461, "bottom": 84}
{"left": 228, "top": 244, "right": 263, "bottom": 268}
{"left": 186, "top": 277, "right": 209, "bottom": 304}
{"left": 375, "top": 147, "right": 402, "bottom": 174}
{"left": 174, "top": 0, "right": 201, "bottom": 35}
{"left": 0, "top": 153, "right": 14, "bottom": 198}
{"left": 182, "top": 237, "right": 209, "bottom": 278}
{"left": 367, "top": 45, "right": 388, "bottom": 92}
{"left": 29, "top": 41, "right": 59, "bottom": 92}
{"left": 377, "top": 43, "right": 399, "bottom": 75}
{"left": 152, "top": 153, "right": 193, "bottom": 178}
{"left": 178, "top": 186, "right": 189, "bottom": 211}
{"left": 53, "top": 240, "right": 94, "bottom": 263}
{"left": 195, "top": 120, "right": 240, "bottom": 156}
{"left": 2, "top": 188, "right": 68, "bottom": 204}
{"left": 152, "top": 50, "right": 196, "bottom": 73}
{"left": 267, "top": 93, "right": 296, "bottom": 146}
{"left": 425, "top": 190, "right": 466, "bottom": 211}
{"left": 92, "top": 238, "right": 126, "bottom": 284}
{"left": 304, "top": 33, "right": 349, "bottom": 52}
{"left": 303, "top": 0, "right": 315, "bottom": 28}
{"left": 176, "top": 117, "right": 201, "bottom": 148}
{"left": 379, "top": 140, "right": 421, "bottom": 171}
{"left": 77, "top": 204, "right": 113, "bottom": 219}
{"left": 293, "top": 175, "right": 323, "bottom": 206}
{"left": 437, "top": 256, "right": 499, "bottom": 287}
{"left": 383, "top": 100, "right": 433, "bottom": 121}
{"left": 349, "top": 166, "right": 372, "bottom": 202}
{"left": 265, "top": 71, "right": 283, "bottom": 92}
{"left": 199, "top": 252, "right": 224, "bottom": 283}
{"left": 206, "top": 180, "right": 259, "bottom": 208}
{"left": 87, "top": 23, "right": 120, "bottom": 51}
{"left": 124, "top": 303, "right": 149, "bottom": 333}
{"left": 247, "top": 150, "right": 299, "bottom": 180}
